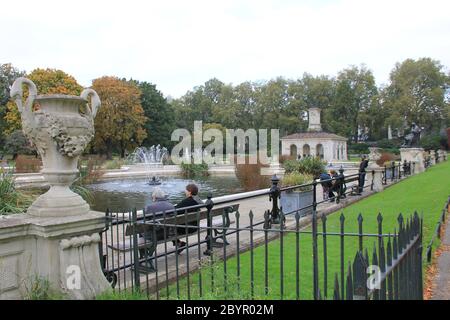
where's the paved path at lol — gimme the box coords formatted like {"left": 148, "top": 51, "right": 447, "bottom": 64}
{"left": 430, "top": 211, "right": 450, "bottom": 300}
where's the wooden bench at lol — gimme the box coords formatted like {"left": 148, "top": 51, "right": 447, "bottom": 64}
{"left": 107, "top": 204, "right": 239, "bottom": 273}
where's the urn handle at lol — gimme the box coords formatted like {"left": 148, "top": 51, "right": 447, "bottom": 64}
{"left": 10, "top": 77, "right": 38, "bottom": 126}
{"left": 80, "top": 89, "right": 101, "bottom": 119}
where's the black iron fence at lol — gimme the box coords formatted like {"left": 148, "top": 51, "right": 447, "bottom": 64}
{"left": 382, "top": 161, "right": 413, "bottom": 185}
{"left": 425, "top": 196, "right": 450, "bottom": 262}
{"left": 98, "top": 167, "right": 421, "bottom": 299}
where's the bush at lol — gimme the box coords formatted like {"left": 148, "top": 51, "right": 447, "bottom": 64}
{"left": 279, "top": 155, "right": 295, "bottom": 164}
{"left": 3, "top": 130, "right": 35, "bottom": 159}
{"left": 376, "top": 139, "right": 400, "bottom": 149}
{"left": 283, "top": 157, "right": 326, "bottom": 178}
{"left": 78, "top": 156, "right": 105, "bottom": 184}
{"left": 235, "top": 158, "right": 271, "bottom": 192}
{"left": 14, "top": 155, "right": 42, "bottom": 173}
{"left": 180, "top": 162, "right": 209, "bottom": 178}
{"left": 376, "top": 153, "right": 397, "bottom": 167}
{"left": 23, "top": 275, "right": 65, "bottom": 300}
{"left": 281, "top": 172, "right": 314, "bottom": 191}
{"left": 380, "top": 148, "right": 400, "bottom": 155}
{"left": 420, "top": 134, "right": 446, "bottom": 150}
{"left": 103, "top": 158, "right": 124, "bottom": 170}
{"left": 348, "top": 143, "right": 370, "bottom": 154}
{"left": 0, "top": 170, "right": 34, "bottom": 214}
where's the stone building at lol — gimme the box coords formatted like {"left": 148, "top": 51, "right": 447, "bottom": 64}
{"left": 280, "top": 107, "right": 348, "bottom": 161}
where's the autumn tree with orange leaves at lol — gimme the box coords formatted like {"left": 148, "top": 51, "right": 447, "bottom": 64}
{"left": 91, "top": 76, "right": 147, "bottom": 159}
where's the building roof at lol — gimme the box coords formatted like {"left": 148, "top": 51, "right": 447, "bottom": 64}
{"left": 281, "top": 131, "right": 347, "bottom": 141}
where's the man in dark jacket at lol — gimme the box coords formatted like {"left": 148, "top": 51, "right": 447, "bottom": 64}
{"left": 140, "top": 187, "right": 175, "bottom": 268}
{"left": 357, "top": 155, "right": 369, "bottom": 194}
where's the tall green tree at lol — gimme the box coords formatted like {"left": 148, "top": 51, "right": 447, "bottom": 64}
{"left": 324, "top": 65, "right": 378, "bottom": 141}
{"left": 131, "top": 80, "right": 175, "bottom": 148}
{"left": 383, "top": 58, "right": 450, "bottom": 133}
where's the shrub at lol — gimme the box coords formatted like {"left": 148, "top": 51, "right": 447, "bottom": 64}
{"left": 235, "top": 158, "right": 271, "bottom": 191}
{"left": 14, "top": 155, "right": 42, "bottom": 173}
{"left": 348, "top": 143, "right": 370, "bottom": 154}
{"left": 180, "top": 162, "right": 209, "bottom": 178}
{"left": 283, "top": 157, "right": 326, "bottom": 178}
{"left": 0, "top": 170, "right": 35, "bottom": 214}
{"left": 78, "top": 156, "right": 105, "bottom": 184}
{"left": 376, "top": 139, "right": 400, "bottom": 149}
{"left": 376, "top": 152, "right": 396, "bottom": 167}
{"left": 279, "top": 155, "right": 295, "bottom": 164}
{"left": 380, "top": 147, "right": 400, "bottom": 155}
{"left": 281, "top": 172, "right": 314, "bottom": 191}
{"left": 282, "top": 159, "right": 300, "bottom": 174}
{"left": 22, "top": 275, "right": 65, "bottom": 300}
{"left": 420, "top": 134, "right": 446, "bottom": 150}
{"left": 103, "top": 158, "right": 124, "bottom": 170}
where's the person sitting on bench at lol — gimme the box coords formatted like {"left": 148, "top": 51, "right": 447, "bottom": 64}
{"left": 319, "top": 170, "right": 333, "bottom": 201}
{"left": 140, "top": 187, "right": 176, "bottom": 262}
{"left": 174, "top": 183, "right": 204, "bottom": 254}
{"left": 331, "top": 170, "right": 346, "bottom": 201}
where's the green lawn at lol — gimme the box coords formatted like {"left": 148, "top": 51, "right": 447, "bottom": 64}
{"left": 149, "top": 160, "right": 450, "bottom": 300}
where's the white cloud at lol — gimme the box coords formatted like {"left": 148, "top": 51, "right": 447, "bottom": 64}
{"left": 1, "top": 0, "right": 449, "bottom": 97}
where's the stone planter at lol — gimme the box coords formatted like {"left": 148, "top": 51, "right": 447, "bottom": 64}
{"left": 10, "top": 77, "right": 101, "bottom": 217}
{"left": 280, "top": 189, "right": 314, "bottom": 217}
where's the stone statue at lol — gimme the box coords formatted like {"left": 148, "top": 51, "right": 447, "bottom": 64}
{"left": 401, "top": 122, "right": 422, "bottom": 148}
{"left": 10, "top": 77, "right": 101, "bottom": 217}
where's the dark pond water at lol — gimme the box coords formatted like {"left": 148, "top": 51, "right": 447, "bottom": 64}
{"left": 85, "top": 175, "right": 243, "bottom": 212}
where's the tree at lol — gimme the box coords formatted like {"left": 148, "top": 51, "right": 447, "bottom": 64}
{"left": 4, "top": 68, "right": 83, "bottom": 133}
{"left": 0, "top": 63, "right": 25, "bottom": 148}
{"left": 91, "top": 76, "right": 147, "bottom": 159}
{"left": 324, "top": 65, "right": 378, "bottom": 141}
{"left": 382, "top": 58, "right": 450, "bottom": 133}
{"left": 131, "top": 80, "right": 175, "bottom": 148}
{"left": 3, "top": 130, "right": 35, "bottom": 159}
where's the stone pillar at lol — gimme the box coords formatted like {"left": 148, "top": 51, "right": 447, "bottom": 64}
{"left": 0, "top": 212, "right": 110, "bottom": 299}
{"left": 400, "top": 148, "right": 425, "bottom": 174}
{"left": 368, "top": 148, "right": 383, "bottom": 192}
{"left": 369, "top": 164, "right": 384, "bottom": 192}
{"left": 430, "top": 152, "right": 436, "bottom": 165}
{"left": 438, "top": 149, "right": 447, "bottom": 162}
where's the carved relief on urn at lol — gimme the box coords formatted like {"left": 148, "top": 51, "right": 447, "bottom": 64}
{"left": 10, "top": 77, "right": 101, "bottom": 217}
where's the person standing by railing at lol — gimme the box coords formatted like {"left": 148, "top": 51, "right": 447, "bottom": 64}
{"left": 357, "top": 155, "right": 369, "bottom": 195}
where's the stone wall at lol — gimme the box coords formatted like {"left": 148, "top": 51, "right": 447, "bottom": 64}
{"left": 0, "top": 212, "right": 110, "bottom": 299}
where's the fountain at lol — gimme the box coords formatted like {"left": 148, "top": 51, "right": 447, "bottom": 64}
{"left": 127, "top": 145, "right": 168, "bottom": 167}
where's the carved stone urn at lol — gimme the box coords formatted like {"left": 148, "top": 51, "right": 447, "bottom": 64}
{"left": 10, "top": 77, "right": 101, "bottom": 217}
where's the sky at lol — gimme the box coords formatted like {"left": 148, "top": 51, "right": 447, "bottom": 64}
{"left": 1, "top": 0, "right": 449, "bottom": 98}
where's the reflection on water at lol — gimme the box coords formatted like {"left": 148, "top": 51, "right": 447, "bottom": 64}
{"left": 86, "top": 175, "right": 243, "bottom": 212}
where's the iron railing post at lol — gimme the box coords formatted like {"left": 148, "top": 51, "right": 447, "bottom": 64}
{"left": 337, "top": 166, "right": 345, "bottom": 203}
{"left": 204, "top": 193, "right": 214, "bottom": 256}
{"left": 312, "top": 180, "right": 320, "bottom": 299}
{"left": 269, "top": 174, "right": 281, "bottom": 224}
{"left": 131, "top": 208, "right": 141, "bottom": 292}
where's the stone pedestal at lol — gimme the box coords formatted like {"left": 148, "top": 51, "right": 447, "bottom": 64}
{"left": 0, "top": 212, "right": 110, "bottom": 299}
{"left": 430, "top": 152, "right": 436, "bottom": 165}
{"left": 368, "top": 162, "right": 384, "bottom": 192}
{"left": 438, "top": 149, "right": 447, "bottom": 162}
{"left": 400, "top": 148, "right": 425, "bottom": 174}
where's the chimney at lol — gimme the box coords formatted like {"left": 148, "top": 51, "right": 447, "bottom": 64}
{"left": 307, "top": 107, "right": 322, "bottom": 132}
